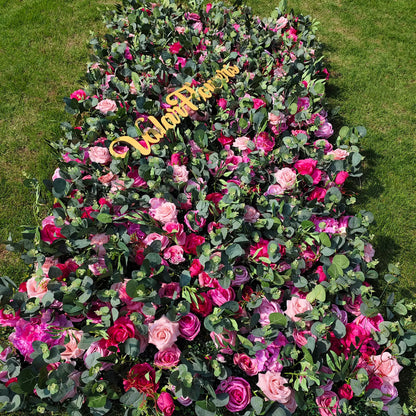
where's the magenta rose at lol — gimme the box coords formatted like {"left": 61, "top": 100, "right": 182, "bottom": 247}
{"left": 169, "top": 41, "right": 182, "bottom": 54}
{"left": 40, "top": 215, "right": 65, "bottom": 243}
{"left": 294, "top": 158, "right": 318, "bottom": 175}
{"left": 70, "top": 89, "right": 86, "bottom": 101}
{"left": 106, "top": 316, "right": 137, "bottom": 347}
{"left": 178, "top": 313, "right": 201, "bottom": 341}
{"left": 254, "top": 132, "right": 275, "bottom": 154}
{"left": 157, "top": 392, "right": 175, "bottom": 416}
{"left": 335, "top": 171, "right": 349, "bottom": 185}
{"left": 215, "top": 377, "right": 251, "bottom": 412}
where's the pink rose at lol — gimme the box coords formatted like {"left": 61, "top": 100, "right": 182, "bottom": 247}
{"left": 315, "top": 391, "right": 339, "bottom": 416}
{"left": 233, "top": 136, "right": 252, "bottom": 151}
{"left": 233, "top": 353, "right": 259, "bottom": 376}
{"left": 276, "top": 16, "right": 288, "bottom": 30}
{"left": 369, "top": 352, "right": 403, "bottom": 385}
{"left": 89, "top": 146, "right": 112, "bottom": 164}
{"left": 149, "top": 199, "right": 178, "bottom": 224}
{"left": 96, "top": 99, "right": 117, "bottom": 114}
{"left": 175, "top": 26, "right": 186, "bottom": 34}
{"left": 327, "top": 148, "right": 350, "bottom": 160}
{"left": 163, "top": 245, "right": 186, "bottom": 264}
{"left": 179, "top": 313, "right": 201, "bottom": 341}
{"left": 257, "top": 371, "right": 296, "bottom": 411}
{"left": 244, "top": 205, "right": 260, "bottom": 223}
{"left": 215, "top": 377, "right": 251, "bottom": 412}
{"left": 172, "top": 165, "right": 189, "bottom": 183}
{"left": 364, "top": 243, "right": 375, "bottom": 262}
{"left": 61, "top": 330, "right": 84, "bottom": 361}
{"left": 294, "top": 158, "right": 317, "bottom": 175}
{"left": 210, "top": 329, "right": 236, "bottom": 354}
{"left": 148, "top": 315, "right": 180, "bottom": 351}
{"left": 157, "top": 392, "right": 175, "bottom": 416}
{"left": 154, "top": 344, "right": 181, "bottom": 369}
{"left": 254, "top": 298, "right": 283, "bottom": 326}
{"left": 265, "top": 184, "right": 284, "bottom": 196}
{"left": 285, "top": 297, "right": 313, "bottom": 322}
{"left": 91, "top": 233, "right": 110, "bottom": 256}
{"left": 26, "top": 276, "right": 50, "bottom": 301}
{"left": 274, "top": 168, "right": 296, "bottom": 190}
{"left": 143, "top": 233, "right": 169, "bottom": 250}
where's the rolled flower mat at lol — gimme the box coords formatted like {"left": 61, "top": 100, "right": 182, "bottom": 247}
{"left": 0, "top": 0, "right": 414, "bottom": 415}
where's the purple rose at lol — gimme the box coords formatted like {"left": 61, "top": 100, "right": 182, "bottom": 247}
{"left": 231, "top": 265, "right": 250, "bottom": 286}
{"left": 178, "top": 313, "right": 201, "bottom": 341}
{"left": 215, "top": 376, "right": 251, "bottom": 412}
{"left": 315, "top": 121, "right": 334, "bottom": 138}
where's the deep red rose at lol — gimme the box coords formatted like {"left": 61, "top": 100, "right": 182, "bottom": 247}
{"left": 218, "top": 134, "right": 234, "bottom": 146}
{"left": 123, "top": 363, "right": 159, "bottom": 396}
{"left": 189, "top": 259, "right": 203, "bottom": 277}
{"left": 338, "top": 383, "right": 353, "bottom": 400}
{"left": 184, "top": 234, "right": 205, "bottom": 255}
{"left": 169, "top": 42, "right": 182, "bottom": 54}
{"left": 40, "top": 224, "right": 65, "bottom": 243}
{"left": 190, "top": 292, "right": 213, "bottom": 317}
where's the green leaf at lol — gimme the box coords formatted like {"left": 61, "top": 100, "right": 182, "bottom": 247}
{"left": 393, "top": 302, "right": 407, "bottom": 316}
{"left": 225, "top": 243, "right": 245, "bottom": 260}
{"left": 319, "top": 232, "right": 331, "bottom": 247}
{"left": 122, "top": 338, "right": 142, "bottom": 357}
{"left": 387, "top": 403, "right": 403, "bottom": 416}
{"left": 17, "top": 367, "right": 38, "bottom": 393}
{"left": 195, "top": 401, "right": 216, "bottom": 416}
{"left": 269, "top": 312, "right": 288, "bottom": 326}
{"left": 332, "top": 254, "right": 350, "bottom": 269}
{"left": 333, "top": 319, "right": 346, "bottom": 339}
{"left": 88, "top": 396, "right": 107, "bottom": 408}
{"left": 251, "top": 396, "right": 264, "bottom": 414}
{"left": 97, "top": 213, "right": 113, "bottom": 224}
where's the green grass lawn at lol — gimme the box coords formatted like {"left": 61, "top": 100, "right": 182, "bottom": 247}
{"left": 0, "top": 0, "right": 415, "bottom": 410}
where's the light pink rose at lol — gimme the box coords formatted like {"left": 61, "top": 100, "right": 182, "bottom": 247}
{"left": 274, "top": 168, "right": 296, "bottom": 190}
{"left": 233, "top": 136, "right": 252, "bottom": 151}
{"left": 327, "top": 148, "right": 349, "bottom": 160}
{"left": 268, "top": 111, "right": 286, "bottom": 126}
{"left": 257, "top": 371, "right": 295, "bottom": 408}
{"left": 285, "top": 297, "right": 313, "bottom": 322}
{"left": 172, "top": 165, "right": 189, "bottom": 183}
{"left": 149, "top": 200, "right": 178, "bottom": 224}
{"left": 369, "top": 352, "right": 403, "bottom": 384}
{"left": 163, "top": 245, "right": 186, "bottom": 264}
{"left": 96, "top": 99, "right": 117, "bottom": 114}
{"left": 154, "top": 344, "right": 181, "bottom": 369}
{"left": 89, "top": 146, "right": 112, "bottom": 164}
{"left": 276, "top": 16, "right": 288, "bottom": 30}
{"left": 40, "top": 257, "right": 58, "bottom": 276}
{"left": 175, "top": 26, "right": 186, "bottom": 34}
{"left": 315, "top": 391, "right": 339, "bottom": 416}
{"left": 91, "top": 233, "right": 110, "bottom": 257}
{"left": 61, "top": 330, "right": 84, "bottom": 361}
{"left": 143, "top": 233, "right": 169, "bottom": 250}
{"left": 148, "top": 315, "right": 180, "bottom": 351}
{"left": 244, "top": 205, "right": 260, "bottom": 223}
{"left": 26, "top": 276, "right": 50, "bottom": 301}
{"left": 364, "top": 243, "right": 375, "bottom": 262}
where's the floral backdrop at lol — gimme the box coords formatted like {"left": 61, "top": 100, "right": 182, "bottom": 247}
{"left": 0, "top": 0, "right": 415, "bottom": 415}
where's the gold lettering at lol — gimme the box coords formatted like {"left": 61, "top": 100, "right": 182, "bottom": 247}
{"left": 215, "top": 70, "right": 228, "bottom": 81}
{"left": 148, "top": 116, "right": 166, "bottom": 136}
{"left": 166, "top": 85, "right": 198, "bottom": 111}
{"left": 173, "top": 104, "right": 188, "bottom": 117}
{"left": 203, "top": 80, "right": 215, "bottom": 92}
{"left": 109, "top": 136, "right": 150, "bottom": 158}
{"left": 161, "top": 110, "right": 181, "bottom": 130}
{"left": 197, "top": 86, "right": 213, "bottom": 102}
